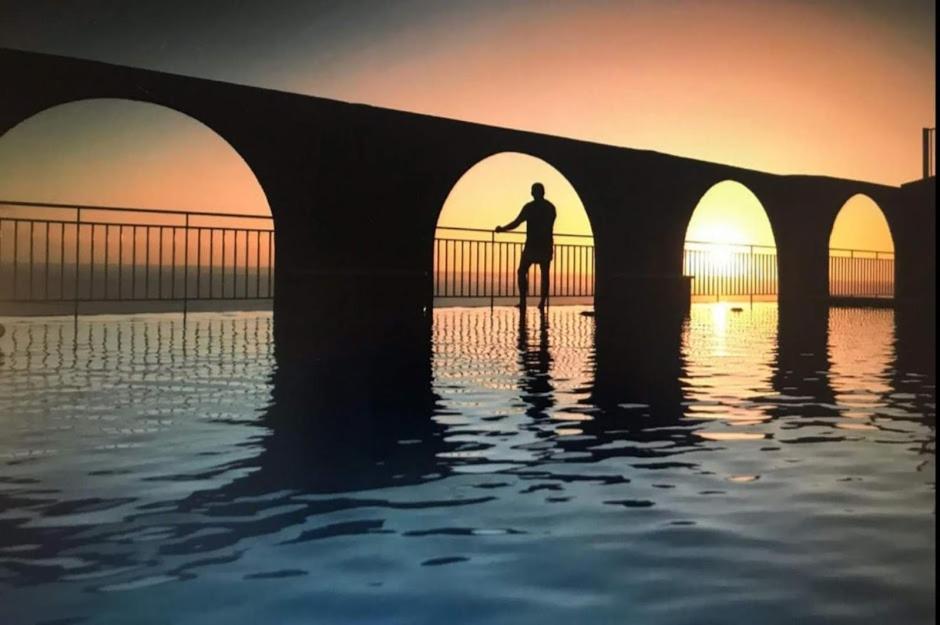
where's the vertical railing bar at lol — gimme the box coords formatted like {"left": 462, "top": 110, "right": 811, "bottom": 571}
{"left": 233, "top": 228, "right": 238, "bottom": 299}
{"left": 255, "top": 230, "right": 261, "bottom": 299}
{"left": 222, "top": 228, "right": 228, "bottom": 299}
{"left": 118, "top": 225, "right": 124, "bottom": 300}
{"left": 196, "top": 227, "right": 203, "bottom": 300}
{"left": 475, "top": 240, "right": 480, "bottom": 297}
{"left": 461, "top": 241, "right": 473, "bottom": 297}
{"left": 476, "top": 240, "right": 482, "bottom": 297}
{"left": 267, "top": 230, "right": 273, "bottom": 299}
{"left": 583, "top": 244, "right": 587, "bottom": 297}
{"left": 183, "top": 215, "right": 190, "bottom": 313}
{"left": 568, "top": 244, "right": 573, "bottom": 297}
{"left": 564, "top": 244, "right": 569, "bottom": 297}
{"left": 579, "top": 244, "right": 584, "bottom": 296}
{"left": 584, "top": 244, "right": 588, "bottom": 296}
{"left": 89, "top": 223, "right": 95, "bottom": 300}
{"left": 232, "top": 230, "right": 248, "bottom": 298}
{"left": 849, "top": 249, "right": 854, "bottom": 296}
{"left": 44, "top": 221, "right": 50, "bottom": 300}
{"left": 495, "top": 240, "right": 500, "bottom": 297}
{"left": 501, "top": 240, "right": 505, "bottom": 298}
{"left": 159, "top": 226, "right": 165, "bottom": 300}
{"left": 28, "top": 220, "right": 35, "bottom": 300}
{"left": 469, "top": 240, "right": 474, "bottom": 297}
{"left": 436, "top": 237, "right": 440, "bottom": 297}
{"left": 231, "top": 229, "right": 236, "bottom": 299}
{"left": 509, "top": 241, "right": 514, "bottom": 298}
{"left": 489, "top": 231, "right": 496, "bottom": 311}
{"left": 73, "top": 210, "right": 81, "bottom": 312}
{"left": 104, "top": 224, "right": 110, "bottom": 300}
{"left": 222, "top": 228, "right": 231, "bottom": 300}
{"left": 470, "top": 239, "right": 475, "bottom": 297}
{"left": 12, "top": 221, "right": 18, "bottom": 300}
{"left": 592, "top": 245, "right": 595, "bottom": 297}
{"left": 552, "top": 243, "right": 557, "bottom": 296}
{"left": 234, "top": 229, "right": 239, "bottom": 299}
{"left": 575, "top": 245, "right": 581, "bottom": 296}
{"left": 171, "top": 224, "right": 177, "bottom": 299}
{"left": 59, "top": 222, "right": 66, "bottom": 300}
{"left": 132, "top": 226, "right": 138, "bottom": 299}
{"left": 208, "top": 229, "right": 214, "bottom": 299}
{"left": 561, "top": 245, "right": 566, "bottom": 298}
{"left": 145, "top": 226, "right": 151, "bottom": 299}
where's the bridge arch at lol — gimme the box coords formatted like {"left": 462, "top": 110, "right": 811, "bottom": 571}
{"left": 0, "top": 98, "right": 275, "bottom": 310}
{"left": 432, "top": 151, "right": 595, "bottom": 306}
{"left": 827, "top": 193, "right": 895, "bottom": 298}
{"left": 0, "top": 93, "right": 279, "bottom": 206}
{"left": 681, "top": 180, "right": 778, "bottom": 301}
{"left": 0, "top": 98, "right": 272, "bottom": 213}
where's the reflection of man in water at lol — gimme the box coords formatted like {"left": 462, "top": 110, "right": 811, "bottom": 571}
{"left": 517, "top": 310, "right": 554, "bottom": 419}
{"left": 496, "top": 182, "right": 556, "bottom": 310}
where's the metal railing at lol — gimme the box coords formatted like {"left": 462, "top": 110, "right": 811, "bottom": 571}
{"left": 0, "top": 200, "right": 275, "bottom": 307}
{"left": 434, "top": 226, "right": 594, "bottom": 299}
{"left": 684, "top": 240, "right": 778, "bottom": 298}
{"left": 829, "top": 247, "right": 894, "bottom": 298}
{"left": 0, "top": 201, "right": 896, "bottom": 310}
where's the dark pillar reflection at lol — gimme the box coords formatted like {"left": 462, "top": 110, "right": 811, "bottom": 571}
{"left": 771, "top": 304, "right": 837, "bottom": 418}
{"left": 890, "top": 307, "right": 936, "bottom": 467}
{"left": 235, "top": 307, "right": 444, "bottom": 496}
{"left": 894, "top": 305, "right": 937, "bottom": 380}
{"left": 589, "top": 308, "right": 687, "bottom": 426}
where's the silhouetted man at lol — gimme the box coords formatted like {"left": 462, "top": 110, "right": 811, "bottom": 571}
{"left": 496, "top": 182, "right": 556, "bottom": 309}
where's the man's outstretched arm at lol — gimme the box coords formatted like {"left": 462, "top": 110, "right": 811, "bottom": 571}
{"left": 495, "top": 207, "right": 527, "bottom": 233}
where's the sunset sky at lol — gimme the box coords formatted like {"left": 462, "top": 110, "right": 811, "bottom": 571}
{"left": 0, "top": 0, "right": 933, "bottom": 249}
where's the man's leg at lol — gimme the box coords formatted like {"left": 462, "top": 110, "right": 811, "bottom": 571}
{"left": 537, "top": 261, "right": 551, "bottom": 309}
{"left": 517, "top": 259, "right": 532, "bottom": 308}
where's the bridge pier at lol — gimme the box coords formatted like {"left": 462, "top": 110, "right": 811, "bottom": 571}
{"left": 894, "top": 178, "right": 936, "bottom": 323}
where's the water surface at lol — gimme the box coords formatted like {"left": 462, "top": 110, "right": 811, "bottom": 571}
{"left": 0, "top": 304, "right": 934, "bottom": 624}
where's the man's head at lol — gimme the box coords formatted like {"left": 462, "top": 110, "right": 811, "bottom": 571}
{"left": 531, "top": 182, "right": 545, "bottom": 199}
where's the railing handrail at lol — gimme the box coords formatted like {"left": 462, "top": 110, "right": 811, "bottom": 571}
{"left": 683, "top": 239, "right": 777, "bottom": 251}
{"left": 0, "top": 199, "right": 273, "bottom": 221}
{"left": 435, "top": 225, "right": 594, "bottom": 239}
{"left": 0, "top": 200, "right": 896, "bottom": 257}
{"left": 828, "top": 246, "right": 895, "bottom": 256}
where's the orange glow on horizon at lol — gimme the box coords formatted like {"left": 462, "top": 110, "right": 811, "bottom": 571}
{"left": 684, "top": 181, "right": 776, "bottom": 247}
